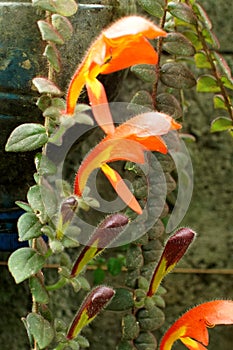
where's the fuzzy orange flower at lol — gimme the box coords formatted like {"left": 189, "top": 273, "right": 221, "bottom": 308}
{"left": 73, "top": 111, "right": 181, "bottom": 214}
{"left": 65, "top": 15, "right": 167, "bottom": 134}
{"left": 159, "top": 300, "right": 233, "bottom": 350}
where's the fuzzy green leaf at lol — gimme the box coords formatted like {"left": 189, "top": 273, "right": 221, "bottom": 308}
{"left": 27, "top": 185, "right": 45, "bottom": 218}
{"left": 197, "top": 75, "right": 221, "bottom": 92}
{"left": 5, "top": 123, "right": 48, "bottom": 152}
{"left": 8, "top": 248, "right": 45, "bottom": 284}
{"left": 129, "top": 90, "right": 153, "bottom": 112}
{"left": 29, "top": 276, "right": 49, "bottom": 304}
{"left": 27, "top": 313, "right": 54, "bottom": 349}
{"left": 35, "top": 154, "right": 57, "bottom": 176}
{"left": 32, "top": 0, "right": 78, "bottom": 17}
{"left": 131, "top": 64, "right": 156, "bottom": 83}
{"left": 44, "top": 44, "right": 61, "bottom": 72}
{"left": 38, "top": 20, "right": 64, "bottom": 44}
{"left": 156, "top": 93, "right": 183, "bottom": 119}
{"left": 106, "top": 288, "right": 134, "bottom": 311}
{"left": 18, "top": 212, "right": 43, "bottom": 241}
{"left": 194, "top": 52, "right": 211, "bottom": 69}
{"left": 134, "top": 331, "right": 157, "bottom": 349}
{"left": 160, "top": 62, "right": 196, "bottom": 89}
{"left": 33, "top": 77, "right": 62, "bottom": 95}
{"left": 122, "top": 314, "right": 140, "bottom": 341}
{"left": 137, "top": 0, "right": 164, "bottom": 18}
{"left": 163, "top": 33, "right": 195, "bottom": 56}
{"left": 168, "top": 2, "right": 197, "bottom": 25}
{"left": 210, "top": 117, "right": 232, "bottom": 133}
{"left": 52, "top": 14, "right": 73, "bottom": 41}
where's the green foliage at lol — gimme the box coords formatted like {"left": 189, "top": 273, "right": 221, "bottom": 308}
{"left": 8, "top": 248, "right": 46, "bottom": 284}
{"left": 5, "top": 123, "right": 48, "bottom": 152}
{"left": 32, "top": 0, "right": 78, "bottom": 17}
{"left": 26, "top": 313, "right": 54, "bottom": 349}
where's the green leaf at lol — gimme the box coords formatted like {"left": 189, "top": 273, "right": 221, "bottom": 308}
{"left": 213, "top": 95, "right": 228, "bottom": 110}
{"left": 18, "top": 212, "right": 43, "bottom": 241}
{"left": 210, "top": 117, "right": 232, "bottom": 133}
{"left": 168, "top": 2, "right": 197, "bottom": 25}
{"left": 52, "top": 14, "right": 73, "bottom": 41}
{"left": 5, "top": 123, "right": 48, "bottom": 152}
{"left": 193, "top": 3, "right": 212, "bottom": 29}
{"left": 137, "top": 0, "right": 164, "bottom": 18}
{"left": 38, "top": 20, "right": 64, "bottom": 44}
{"left": 131, "top": 64, "right": 156, "bottom": 83}
{"left": 122, "top": 314, "right": 140, "bottom": 340}
{"left": 107, "top": 257, "right": 123, "bottom": 276}
{"left": 134, "top": 331, "right": 157, "bottom": 349}
{"left": 37, "top": 95, "right": 52, "bottom": 112}
{"left": 129, "top": 90, "right": 153, "bottom": 112}
{"left": 196, "top": 75, "right": 221, "bottom": 92}
{"left": 182, "top": 30, "right": 203, "bottom": 50}
{"left": 221, "top": 76, "right": 233, "bottom": 90}
{"left": 213, "top": 52, "right": 233, "bottom": 80}
{"left": 202, "top": 28, "right": 220, "bottom": 49}
{"left": 44, "top": 44, "right": 61, "bottom": 72}
{"left": 32, "top": 0, "right": 78, "bottom": 17}
{"left": 16, "top": 201, "right": 33, "bottom": 212}
{"left": 76, "top": 335, "right": 90, "bottom": 348}
{"left": 26, "top": 313, "right": 54, "bottom": 349}
{"left": 93, "top": 267, "right": 105, "bottom": 285}
{"left": 27, "top": 185, "right": 45, "bottom": 218}
{"left": 163, "top": 33, "right": 195, "bottom": 56}
{"left": 137, "top": 306, "right": 165, "bottom": 331}
{"left": 156, "top": 93, "right": 183, "bottom": 119}
{"left": 29, "top": 276, "right": 49, "bottom": 304}
{"left": 35, "top": 153, "right": 57, "bottom": 176}
{"left": 8, "top": 248, "right": 45, "bottom": 283}
{"left": 194, "top": 52, "right": 211, "bottom": 69}
{"left": 33, "top": 77, "right": 62, "bottom": 95}
{"left": 160, "top": 62, "right": 196, "bottom": 89}
{"left": 106, "top": 288, "right": 134, "bottom": 311}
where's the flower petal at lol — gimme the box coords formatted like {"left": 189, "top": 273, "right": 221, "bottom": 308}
{"left": 101, "top": 163, "right": 142, "bottom": 214}
{"left": 103, "top": 15, "right": 167, "bottom": 40}
{"left": 86, "top": 78, "right": 115, "bottom": 135}
{"left": 180, "top": 337, "right": 207, "bottom": 350}
{"left": 101, "top": 36, "right": 158, "bottom": 74}
{"left": 159, "top": 300, "right": 233, "bottom": 350}
{"left": 74, "top": 139, "right": 145, "bottom": 196}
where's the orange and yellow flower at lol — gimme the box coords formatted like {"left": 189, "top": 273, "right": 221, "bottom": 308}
{"left": 73, "top": 111, "right": 181, "bottom": 214}
{"left": 65, "top": 15, "right": 167, "bottom": 134}
{"left": 159, "top": 300, "right": 233, "bottom": 350}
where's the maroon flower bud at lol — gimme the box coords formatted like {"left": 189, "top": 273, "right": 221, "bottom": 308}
{"left": 147, "top": 228, "right": 195, "bottom": 296}
{"left": 67, "top": 286, "right": 115, "bottom": 340}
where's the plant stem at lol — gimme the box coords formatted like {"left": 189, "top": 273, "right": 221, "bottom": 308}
{"left": 152, "top": 0, "right": 168, "bottom": 110}
{"left": 188, "top": 1, "right": 233, "bottom": 121}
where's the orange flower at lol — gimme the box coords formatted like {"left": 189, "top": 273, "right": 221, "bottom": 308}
{"left": 73, "top": 111, "right": 181, "bottom": 214}
{"left": 159, "top": 300, "right": 233, "bottom": 350}
{"left": 65, "top": 15, "right": 167, "bottom": 134}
